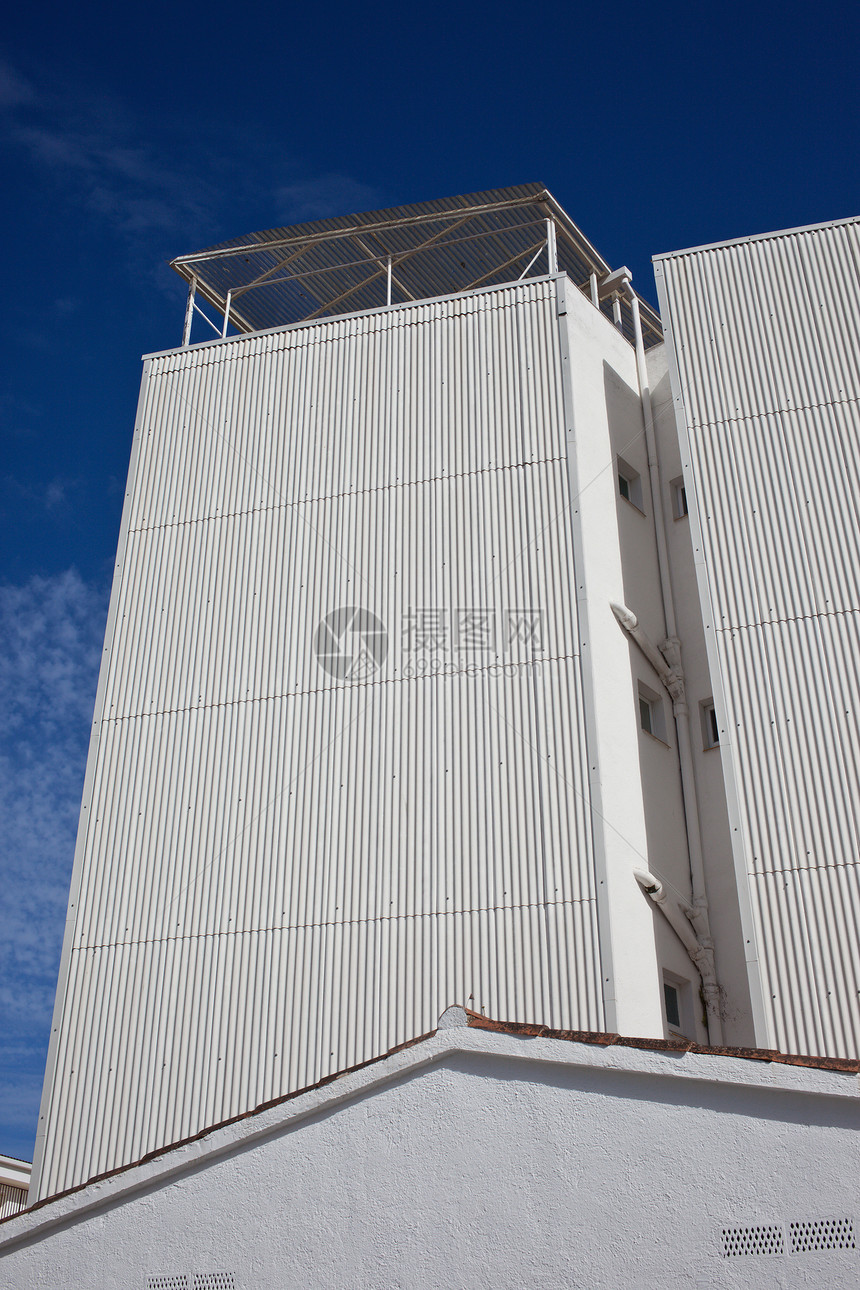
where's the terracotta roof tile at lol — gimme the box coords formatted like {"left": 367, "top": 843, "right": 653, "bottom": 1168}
{"left": 462, "top": 1010, "right": 860, "bottom": 1072}
{"left": 7, "top": 1013, "right": 857, "bottom": 1226}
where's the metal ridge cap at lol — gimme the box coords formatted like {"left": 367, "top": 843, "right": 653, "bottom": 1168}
{"left": 541, "top": 187, "right": 610, "bottom": 275}
{"left": 169, "top": 188, "right": 552, "bottom": 268}
{"left": 653, "top": 213, "right": 860, "bottom": 263}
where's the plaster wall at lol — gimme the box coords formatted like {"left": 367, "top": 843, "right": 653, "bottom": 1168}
{"left": 560, "top": 281, "right": 700, "bottom": 1040}
{"left": 559, "top": 280, "right": 670, "bottom": 1040}
{"left": 2, "top": 1024, "right": 857, "bottom": 1290}
{"left": 647, "top": 343, "right": 756, "bottom": 1045}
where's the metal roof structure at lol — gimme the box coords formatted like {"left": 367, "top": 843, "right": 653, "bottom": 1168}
{"left": 170, "top": 182, "right": 663, "bottom": 347}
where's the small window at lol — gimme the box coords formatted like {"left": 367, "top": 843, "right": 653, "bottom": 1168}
{"left": 663, "top": 981, "right": 681, "bottom": 1029}
{"left": 670, "top": 476, "right": 688, "bottom": 519}
{"left": 638, "top": 681, "right": 667, "bottom": 742}
{"left": 617, "top": 456, "right": 644, "bottom": 511}
{"left": 701, "top": 699, "right": 720, "bottom": 749}
{"left": 662, "top": 972, "right": 691, "bottom": 1039}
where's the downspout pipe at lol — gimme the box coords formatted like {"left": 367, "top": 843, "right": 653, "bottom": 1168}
{"left": 610, "top": 601, "right": 678, "bottom": 692}
{"left": 601, "top": 266, "right": 723, "bottom": 1045}
{"left": 612, "top": 602, "right": 724, "bottom": 1045}
{"left": 633, "top": 870, "right": 723, "bottom": 1043}
{"left": 594, "top": 269, "right": 677, "bottom": 644}
{"left": 622, "top": 278, "right": 678, "bottom": 645}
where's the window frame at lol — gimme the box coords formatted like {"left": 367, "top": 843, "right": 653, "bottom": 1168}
{"left": 638, "top": 680, "right": 668, "bottom": 744}
{"left": 617, "top": 456, "right": 645, "bottom": 513}
{"left": 662, "top": 971, "right": 693, "bottom": 1040}
{"left": 670, "top": 476, "right": 688, "bottom": 520}
{"left": 700, "top": 699, "right": 720, "bottom": 750}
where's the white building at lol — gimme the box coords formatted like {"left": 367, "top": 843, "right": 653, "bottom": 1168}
{"left": 14, "top": 189, "right": 860, "bottom": 1240}
{"left": 1, "top": 1009, "right": 858, "bottom": 1289}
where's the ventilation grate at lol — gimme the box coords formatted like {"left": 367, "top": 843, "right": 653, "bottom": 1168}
{"left": 147, "top": 1277, "right": 234, "bottom": 1289}
{"left": 721, "top": 1225, "right": 785, "bottom": 1258}
{"left": 790, "top": 1219, "right": 855, "bottom": 1253}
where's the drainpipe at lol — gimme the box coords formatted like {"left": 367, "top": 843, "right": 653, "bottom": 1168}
{"left": 597, "top": 269, "right": 678, "bottom": 645}
{"left": 633, "top": 871, "right": 723, "bottom": 1042}
{"left": 600, "top": 267, "right": 724, "bottom": 1045}
{"left": 612, "top": 602, "right": 723, "bottom": 1044}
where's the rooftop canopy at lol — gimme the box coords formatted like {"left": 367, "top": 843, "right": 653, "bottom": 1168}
{"left": 170, "top": 182, "right": 662, "bottom": 348}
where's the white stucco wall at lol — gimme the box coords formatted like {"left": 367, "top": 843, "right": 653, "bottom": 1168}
{"left": 559, "top": 278, "right": 669, "bottom": 1041}
{"left": 647, "top": 342, "right": 756, "bottom": 1046}
{"left": 3, "top": 1013, "right": 857, "bottom": 1290}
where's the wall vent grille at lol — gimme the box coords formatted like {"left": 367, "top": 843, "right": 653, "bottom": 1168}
{"left": 790, "top": 1219, "right": 855, "bottom": 1253}
{"left": 147, "top": 1277, "right": 234, "bottom": 1289}
{"left": 720, "top": 1225, "right": 784, "bottom": 1257}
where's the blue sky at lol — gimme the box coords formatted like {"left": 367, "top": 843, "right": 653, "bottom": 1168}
{"left": 2, "top": 0, "right": 859, "bottom": 1163}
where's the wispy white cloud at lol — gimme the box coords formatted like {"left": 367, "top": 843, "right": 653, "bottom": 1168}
{"left": 43, "top": 478, "right": 73, "bottom": 509}
{"left": 10, "top": 120, "right": 214, "bottom": 238}
{"left": 3, "top": 473, "right": 81, "bottom": 511}
{"left": 0, "top": 391, "right": 43, "bottom": 437}
{"left": 0, "top": 1068, "right": 44, "bottom": 1156}
{"left": 0, "top": 570, "right": 105, "bottom": 976}
{"left": 2, "top": 57, "right": 384, "bottom": 265}
{"left": 275, "top": 173, "right": 382, "bottom": 222}
{"left": 0, "top": 59, "right": 34, "bottom": 108}
{"left": 1, "top": 60, "right": 217, "bottom": 245}
{"left": 0, "top": 570, "right": 106, "bottom": 1156}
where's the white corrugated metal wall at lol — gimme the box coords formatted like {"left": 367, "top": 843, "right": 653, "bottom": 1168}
{"left": 655, "top": 218, "right": 860, "bottom": 1058}
{"left": 34, "top": 279, "right": 603, "bottom": 1199}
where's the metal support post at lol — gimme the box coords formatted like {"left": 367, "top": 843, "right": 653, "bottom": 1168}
{"left": 182, "top": 275, "right": 197, "bottom": 346}
{"left": 589, "top": 272, "right": 599, "bottom": 308}
{"left": 386, "top": 256, "right": 392, "bottom": 306}
{"left": 612, "top": 294, "right": 622, "bottom": 327}
{"left": 517, "top": 242, "right": 547, "bottom": 281}
{"left": 221, "top": 291, "right": 232, "bottom": 339}
{"left": 546, "top": 218, "right": 558, "bottom": 274}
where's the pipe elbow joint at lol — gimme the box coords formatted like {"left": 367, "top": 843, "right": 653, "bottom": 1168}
{"left": 611, "top": 602, "right": 638, "bottom": 633}
{"left": 634, "top": 869, "right": 663, "bottom": 899}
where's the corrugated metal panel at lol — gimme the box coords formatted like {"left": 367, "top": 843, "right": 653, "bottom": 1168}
{"left": 655, "top": 217, "right": 860, "bottom": 1058}
{"left": 37, "top": 279, "right": 603, "bottom": 1198}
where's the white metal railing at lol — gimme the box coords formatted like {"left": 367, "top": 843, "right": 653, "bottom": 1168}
{"left": 0, "top": 1182, "right": 28, "bottom": 1220}
{"left": 177, "top": 216, "right": 646, "bottom": 349}
{"left": 179, "top": 216, "right": 563, "bottom": 347}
